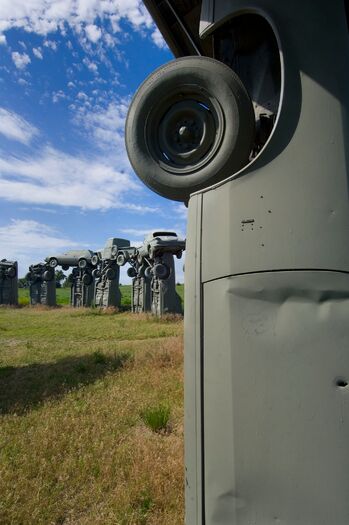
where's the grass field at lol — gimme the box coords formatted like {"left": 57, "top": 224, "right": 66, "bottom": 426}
{"left": 0, "top": 307, "right": 184, "bottom": 524}
{"left": 17, "top": 284, "right": 185, "bottom": 308}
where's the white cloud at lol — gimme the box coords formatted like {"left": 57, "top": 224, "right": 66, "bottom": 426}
{"left": 0, "top": 145, "right": 143, "bottom": 211}
{"left": 0, "top": 34, "right": 6, "bottom": 45}
{"left": 52, "top": 90, "right": 67, "bottom": 103}
{"left": 18, "top": 78, "right": 29, "bottom": 86}
{"left": 0, "top": 1, "right": 166, "bottom": 51}
{"left": 172, "top": 202, "right": 188, "bottom": 220}
{"left": 151, "top": 28, "right": 167, "bottom": 49}
{"left": 43, "top": 39, "right": 57, "bottom": 51}
{"left": 11, "top": 51, "right": 31, "bottom": 70}
{"left": 77, "top": 99, "right": 129, "bottom": 152}
{"left": 82, "top": 57, "right": 98, "bottom": 73}
{"left": 0, "top": 219, "right": 78, "bottom": 275}
{"left": 0, "top": 108, "right": 38, "bottom": 144}
{"left": 32, "top": 47, "right": 43, "bottom": 59}
{"left": 85, "top": 24, "right": 102, "bottom": 43}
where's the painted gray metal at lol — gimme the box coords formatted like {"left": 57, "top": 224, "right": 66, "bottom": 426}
{"left": 94, "top": 263, "right": 121, "bottom": 308}
{"left": 151, "top": 252, "right": 183, "bottom": 316}
{"left": 183, "top": 1, "right": 349, "bottom": 524}
{"left": 0, "top": 260, "right": 18, "bottom": 306}
{"left": 203, "top": 271, "right": 349, "bottom": 524}
{"left": 45, "top": 249, "right": 94, "bottom": 268}
{"left": 116, "top": 246, "right": 151, "bottom": 312}
{"left": 93, "top": 238, "right": 130, "bottom": 308}
{"left": 28, "top": 263, "right": 56, "bottom": 306}
{"left": 136, "top": 0, "right": 349, "bottom": 524}
{"left": 118, "top": 233, "right": 184, "bottom": 315}
{"left": 70, "top": 268, "right": 94, "bottom": 308}
{"left": 131, "top": 275, "right": 151, "bottom": 313}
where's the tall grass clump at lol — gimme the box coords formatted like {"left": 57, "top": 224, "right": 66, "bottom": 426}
{"left": 141, "top": 404, "right": 171, "bottom": 434}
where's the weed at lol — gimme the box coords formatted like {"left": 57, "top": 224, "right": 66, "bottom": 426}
{"left": 133, "top": 490, "right": 153, "bottom": 524}
{"left": 74, "top": 362, "right": 88, "bottom": 373}
{"left": 93, "top": 350, "right": 107, "bottom": 364}
{"left": 112, "top": 350, "right": 132, "bottom": 370}
{"left": 141, "top": 404, "right": 171, "bottom": 433}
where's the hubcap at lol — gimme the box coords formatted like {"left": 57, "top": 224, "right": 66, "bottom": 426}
{"left": 146, "top": 87, "right": 224, "bottom": 174}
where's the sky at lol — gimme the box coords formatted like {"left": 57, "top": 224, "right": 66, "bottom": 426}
{"left": 0, "top": 0, "right": 187, "bottom": 282}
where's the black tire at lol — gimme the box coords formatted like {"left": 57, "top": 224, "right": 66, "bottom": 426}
{"left": 78, "top": 258, "right": 88, "bottom": 269}
{"left": 106, "top": 268, "right": 116, "bottom": 280}
{"left": 92, "top": 268, "right": 100, "bottom": 279}
{"left": 49, "top": 257, "right": 58, "bottom": 268}
{"left": 91, "top": 254, "right": 99, "bottom": 266}
{"left": 72, "top": 268, "right": 79, "bottom": 277}
{"left": 82, "top": 273, "right": 93, "bottom": 286}
{"left": 126, "top": 56, "right": 255, "bottom": 202}
{"left": 62, "top": 264, "right": 69, "bottom": 271}
{"left": 153, "top": 263, "right": 170, "bottom": 280}
{"left": 127, "top": 267, "right": 137, "bottom": 278}
{"left": 43, "top": 270, "right": 54, "bottom": 282}
{"left": 6, "top": 267, "right": 16, "bottom": 279}
{"left": 117, "top": 254, "right": 126, "bottom": 266}
{"left": 144, "top": 266, "right": 152, "bottom": 279}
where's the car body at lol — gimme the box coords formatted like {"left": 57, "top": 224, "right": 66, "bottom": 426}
{"left": 0, "top": 259, "right": 17, "bottom": 279}
{"left": 96, "top": 237, "right": 130, "bottom": 262}
{"left": 129, "top": 2, "right": 349, "bottom": 525}
{"left": 137, "top": 231, "right": 186, "bottom": 259}
{"left": 45, "top": 249, "right": 94, "bottom": 269}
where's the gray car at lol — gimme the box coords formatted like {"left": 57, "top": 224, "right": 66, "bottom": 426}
{"left": 137, "top": 231, "right": 185, "bottom": 260}
{"left": 45, "top": 250, "right": 94, "bottom": 270}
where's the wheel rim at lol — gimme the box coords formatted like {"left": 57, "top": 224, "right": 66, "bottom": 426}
{"left": 146, "top": 86, "right": 225, "bottom": 175}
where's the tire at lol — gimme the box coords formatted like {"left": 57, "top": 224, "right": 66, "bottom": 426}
{"left": 106, "top": 268, "right": 116, "bottom": 280}
{"left": 117, "top": 254, "right": 126, "bottom": 266}
{"left": 72, "top": 268, "right": 79, "bottom": 277}
{"left": 49, "top": 257, "right": 58, "bottom": 268}
{"left": 111, "top": 245, "right": 118, "bottom": 257}
{"left": 125, "top": 56, "right": 255, "bottom": 202}
{"left": 78, "top": 258, "right": 88, "bottom": 269}
{"left": 62, "top": 264, "right": 69, "bottom": 271}
{"left": 82, "top": 273, "right": 93, "bottom": 286}
{"left": 144, "top": 266, "right": 152, "bottom": 279}
{"left": 92, "top": 268, "right": 100, "bottom": 279}
{"left": 6, "top": 266, "right": 16, "bottom": 279}
{"left": 127, "top": 267, "right": 137, "bottom": 278}
{"left": 91, "top": 254, "right": 99, "bottom": 266}
{"left": 43, "top": 270, "right": 54, "bottom": 282}
{"left": 153, "top": 263, "right": 170, "bottom": 280}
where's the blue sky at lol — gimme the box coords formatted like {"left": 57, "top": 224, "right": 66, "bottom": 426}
{"left": 0, "top": 1, "right": 187, "bottom": 282}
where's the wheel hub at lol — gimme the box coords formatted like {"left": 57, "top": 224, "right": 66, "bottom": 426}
{"left": 156, "top": 97, "right": 223, "bottom": 170}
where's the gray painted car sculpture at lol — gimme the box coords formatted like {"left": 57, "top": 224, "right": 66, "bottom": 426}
{"left": 126, "top": 0, "right": 349, "bottom": 523}
{"left": 92, "top": 238, "right": 130, "bottom": 308}
{"left": 28, "top": 263, "right": 56, "bottom": 307}
{"left": 45, "top": 250, "right": 94, "bottom": 270}
{"left": 0, "top": 259, "right": 18, "bottom": 306}
{"left": 117, "top": 232, "right": 184, "bottom": 315}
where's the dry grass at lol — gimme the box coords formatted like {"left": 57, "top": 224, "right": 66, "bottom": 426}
{"left": 0, "top": 307, "right": 184, "bottom": 525}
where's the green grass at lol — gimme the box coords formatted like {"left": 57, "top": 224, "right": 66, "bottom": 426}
{"left": 141, "top": 404, "right": 171, "bottom": 434}
{"left": 0, "top": 307, "right": 184, "bottom": 524}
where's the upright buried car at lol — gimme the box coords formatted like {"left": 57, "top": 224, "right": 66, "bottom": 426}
{"left": 127, "top": 1, "right": 349, "bottom": 524}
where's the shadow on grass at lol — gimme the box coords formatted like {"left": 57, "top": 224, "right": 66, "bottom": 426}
{"left": 0, "top": 351, "right": 131, "bottom": 415}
